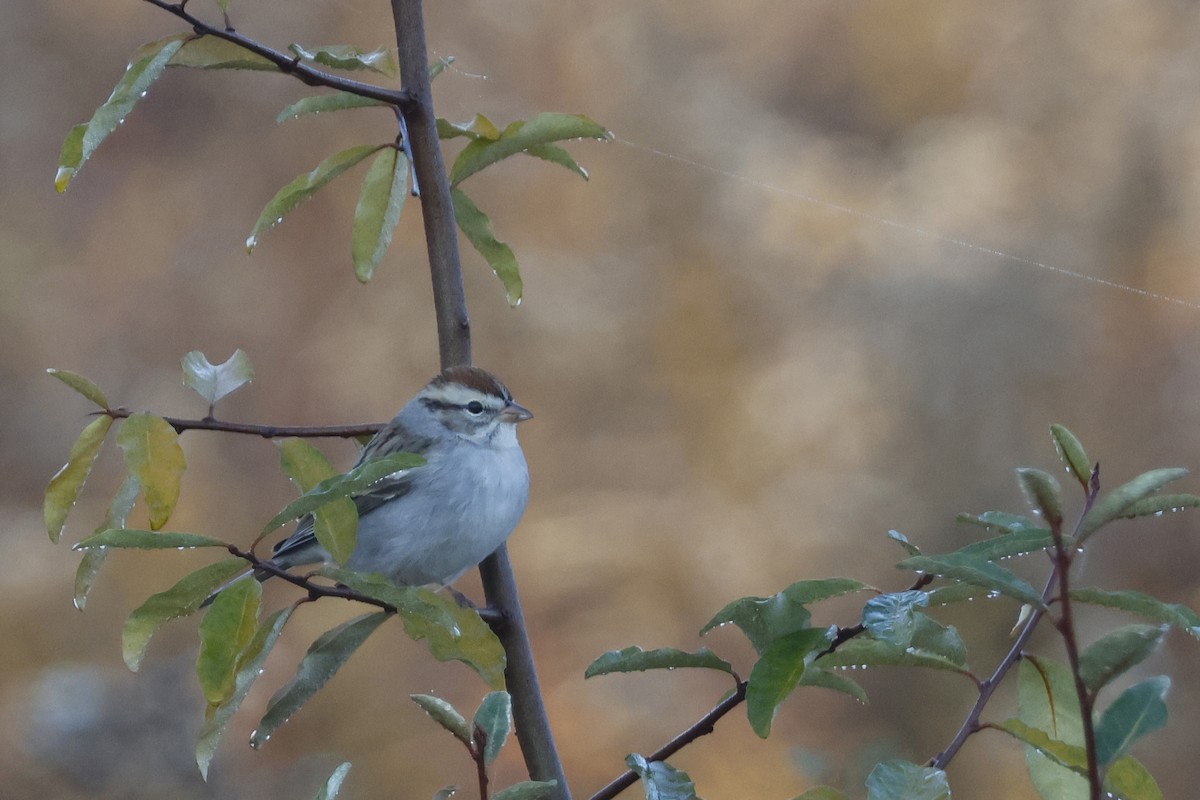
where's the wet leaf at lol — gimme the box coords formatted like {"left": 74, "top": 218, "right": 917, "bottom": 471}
{"left": 1070, "top": 587, "right": 1200, "bottom": 640}
{"left": 278, "top": 92, "right": 389, "bottom": 123}
{"left": 449, "top": 112, "right": 609, "bottom": 186}
{"left": 991, "top": 718, "right": 1087, "bottom": 775}
{"left": 953, "top": 528, "right": 1057, "bottom": 561}
{"left": 887, "top": 529, "right": 921, "bottom": 556}
{"left": 898, "top": 553, "right": 1046, "bottom": 609}
{"left": 1018, "top": 656, "right": 1086, "bottom": 798}
{"left": 315, "top": 762, "right": 353, "bottom": 800}
{"left": 1078, "top": 468, "right": 1189, "bottom": 544}
{"left": 1050, "top": 424, "right": 1092, "bottom": 492}
{"left": 793, "top": 788, "right": 848, "bottom": 800}
{"left": 451, "top": 188, "right": 522, "bottom": 306}
{"left": 1118, "top": 493, "right": 1200, "bottom": 519}
{"left": 246, "top": 144, "right": 382, "bottom": 252}
{"left": 169, "top": 36, "right": 277, "bottom": 70}
{"left": 1105, "top": 756, "right": 1164, "bottom": 800}
{"left": 182, "top": 349, "right": 255, "bottom": 406}
{"left": 956, "top": 510, "right": 1043, "bottom": 534}
{"left": 1016, "top": 467, "right": 1063, "bottom": 528}
{"left": 438, "top": 113, "right": 502, "bottom": 141}
{"left": 289, "top": 43, "right": 398, "bottom": 77}
{"left": 701, "top": 578, "right": 869, "bottom": 654}
{"left": 584, "top": 646, "right": 734, "bottom": 678}
{"left": 196, "top": 606, "right": 293, "bottom": 778}
{"left": 197, "top": 578, "right": 262, "bottom": 704}
{"left": 473, "top": 691, "right": 512, "bottom": 765}
{"left": 252, "top": 612, "right": 391, "bottom": 748}
{"left": 74, "top": 475, "right": 140, "bottom": 610}
{"left": 492, "top": 781, "right": 558, "bottom": 800}
{"left": 75, "top": 529, "right": 228, "bottom": 549}
{"left": 746, "top": 627, "right": 835, "bottom": 737}
{"left": 1078, "top": 625, "right": 1166, "bottom": 694}
{"left": 625, "top": 754, "right": 701, "bottom": 800}
{"left": 797, "top": 665, "right": 867, "bottom": 704}
{"left": 428, "top": 55, "right": 455, "bottom": 81}
{"left": 123, "top": 558, "right": 247, "bottom": 671}
{"left": 47, "top": 368, "right": 110, "bottom": 409}
{"left": 864, "top": 760, "right": 950, "bottom": 800}
{"left": 55, "top": 35, "right": 187, "bottom": 192}
{"left": 275, "top": 439, "right": 359, "bottom": 564}
{"left": 411, "top": 693, "right": 471, "bottom": 745}
{"left": 352, "top": 147, "right": 408, "bottom": 282}
{"left": 45, "top": 416, "right": 113, "bottom": 542}
{"left": 321, "top": 568, "right": 506, "bottom": 689}
{"left": 861, "top": 590, "right": 929, "bottom": 648}
{"left": 117, "top": 412, "right": 186, "bottom": 530}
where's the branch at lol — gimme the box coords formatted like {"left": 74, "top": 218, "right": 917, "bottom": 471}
{"left": 389, "top": 1, "right": 568, "bottom": 796}
{"left": 587, "top": 574, "right": 935, "bottom": 800}
{"left": 140, "top": 0, "right": 415, "bottom": 108}
{"left": 99, "top": 407, "right": 383, "bottom": 439}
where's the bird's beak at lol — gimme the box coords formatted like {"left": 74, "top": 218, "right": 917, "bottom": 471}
{"left": 500, "top": 402, "right": 533, "bottom": 423}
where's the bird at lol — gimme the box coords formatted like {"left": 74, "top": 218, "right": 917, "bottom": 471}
{"left": 207, "top": 365, "right": 532, "bottom": 604}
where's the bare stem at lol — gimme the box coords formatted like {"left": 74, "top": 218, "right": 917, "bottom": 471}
{"left": 140, "top": 0, "right": 414, "bottom": 107}
{"left": 98, "top": 407, "right": 382, "bottom": 439}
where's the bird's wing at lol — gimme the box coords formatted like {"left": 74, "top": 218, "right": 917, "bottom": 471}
{"left": 271, "top": 421, "right": 431, "bottom": 561}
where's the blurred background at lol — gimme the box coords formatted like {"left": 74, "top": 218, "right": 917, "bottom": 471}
{"left": 5, "top": 0, "right": 1200, "bottom": 797}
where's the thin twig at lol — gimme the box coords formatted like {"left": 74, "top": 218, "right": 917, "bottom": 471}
{"left": 99, "top": 407, "right": 383, "bottom": 439}
{"left": 141, "top": 0, "right": 415, "bottom": 108}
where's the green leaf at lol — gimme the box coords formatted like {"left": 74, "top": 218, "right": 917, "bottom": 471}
{"left": 449, "top": 112, "right": 609, "bottom": 186}
{"left": 320, "top": 568, "right": 506, "bottom": 689}
{"left": 956, "top": 510, "right": 1044, "bottom": 534}
{"left": 990, "top": 718, "right": 1088, "bottom": 775}
{"left": 215, "top": 0, "right": 231, "bottom": 13}
{"left": 701, "top": 578, "right": 869, "bottom": 654}
{"left": 262, "top": 448, "right": 424, "bottom": 537}
{"left": 819, "top": 616, "right": 970, "bottom": 676}
{"left": 1078, "top": 468, "right": 1190, "bottom": 544}
{"left": 276, "top": 438, "right": 359, "bottom": 564}
{"left": 182, "top": 349, "right": 255, "bottom": 406}
{"left": 1018, "top": 657, "right": 1087, "bottom": 798}
{"left": 1071, "top": 587, "right": 1200, "bottom": 640}
{"left": 289, "top": 43, "right": 398, "bottom": 77}
{"left": 926, "top": 583, "right": 986, "bottom": 606}
{"left": 45, "top": 416, "right": 113, "bottom": 542}
{"left": 861, "top": 590, "right": 928, "bottom": 648}
{"left": 352, "top": 146, "right": 408, "bottom": 282}
{"left": 411, "top": 693, "right": 471, "bottom": 746}
{"left": 75, "top": 529, "right": 228, "bottom": 549}
{"left": 47, "top": 368, "right": 110, "bottom": 409}
{"left": 746, "top": 627, "right": 835, "bottom": 738}
{"left": 55, "top": 35, "right": 187, "bottom": 192}
{"left": 1050, "top": 424, "right": 1092, "bottom": 491}
{"left": 625, "top": 754, "right": 701, "bottom": 800}
{"left": 169, "top": 36, "right": 278, "bottom": 71}
{"left": 492, "top": 781, "right": 558, "bottom": 800}
{"left": 1078, "top": 625, "right": 1167, "bottom": 694}
{"left": 246, "top": 144, "right": 383, "bottom": 252}
{"left": 584, "top": 646, "right": 734, "bottom": 679}
{"left": 797, "top": 665, "right": 867, "bottom": 704}
{"left": 451, "top": 188, "right": 522, "bottom": 306}
{"left": 438, "top": 113, "right": 502, "bottom": 141}
{"left": 1094, "top": 676, "right": 1170, "bottom": 767}
{"left": 117, "top": 412, "right": 186, "bottom": 530}
{"left": 864, "top": 760, "right": 950, "bottom": 800}
{"left": 897, "top": 553, "right": 1046, "bottom": 609}
{"left": 315, "top": 762, "right": 353, "bottom": 800}
{"left": 277, "top": 92, "right": 389, "bottom": 123}
{"left": 1118, "top": 493, "right": 1200, "bottom": 519}
{"left": 74, "top": 475, "right": 140, "bottom": 610}
{"left": 428, "top": 55, "right": 455, "bottom": 81}
{"left": 525, "top": 143, "right": 589, "bottom": 180}
{"left": 793, "top": 789, "right": 848, "bottom": 800}
{"left": 1017, "top": 467, "right": 1064, "bottom": 528}
{"left": 252, "top": 611, "right": 391, "bottom": 748}
{"left": 1105, "top": 756, "right": 1164, "bottom": 800}
{"left": 887, "top": 529, "right": 921, "bottom": 556}
{"left": 122, "top": 558, "right": 247, "bottom": 672}
{"left": 473, "top": 691, "right": 512, "bottom": 765}
{"left": 197, "top": 607, "right": 294, "bottom": 778}
{"left": 197, "top": 578, "right": 262, "bottom": 704}
{"left": 953, "top": 528, "right": 1057, "bottom": 561}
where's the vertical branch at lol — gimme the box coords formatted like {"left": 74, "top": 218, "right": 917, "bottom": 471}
{"left": 389, "top": 2, "right": 571, "bottom": 797}
{"left": 391, "top": 0, "right": 470, "bottom": 368}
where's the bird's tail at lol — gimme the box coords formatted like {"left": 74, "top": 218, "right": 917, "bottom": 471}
{"left": 199, "top": 566, "right": 272, "bottom": 608}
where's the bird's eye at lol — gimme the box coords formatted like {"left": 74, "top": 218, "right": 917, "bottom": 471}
{"left": 466, "top": 400, "right": 485, "bottom": 415}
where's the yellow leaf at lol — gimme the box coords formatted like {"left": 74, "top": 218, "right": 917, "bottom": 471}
{"left": 44, "top": 416, "right": 114, "bottom": 542}
{"left": 117, "top": 413, "right": 186, "bottom": 530}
